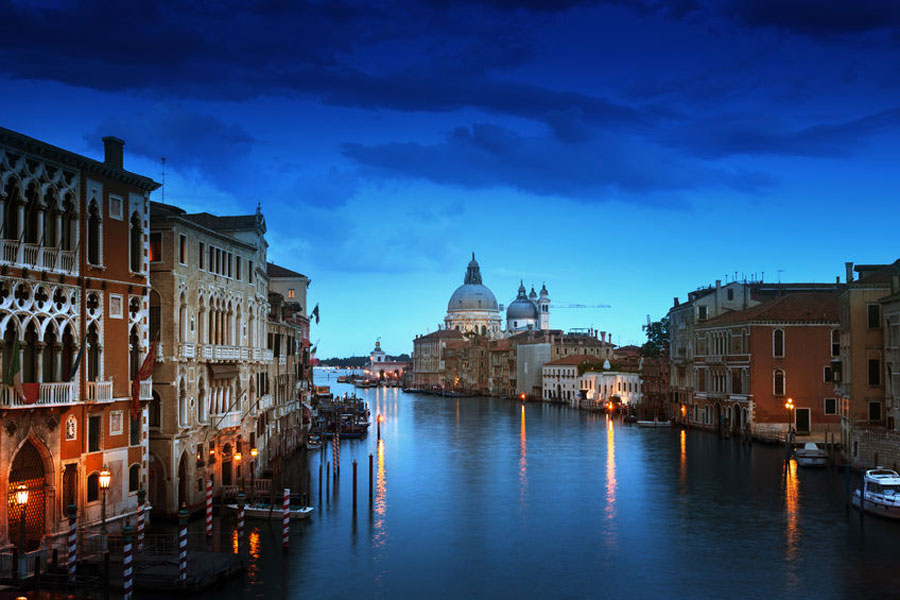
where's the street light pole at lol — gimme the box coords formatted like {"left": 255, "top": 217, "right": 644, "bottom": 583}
{"left": 15, "top": 483, "right": 29, "bottom": 565}
{"left": 99, "top": 466, "right": 111, "bottom": 552}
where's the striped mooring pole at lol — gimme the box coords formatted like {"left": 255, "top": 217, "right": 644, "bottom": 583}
{"left": 178, "top": 505, "right": 189, "bottom": 582}
{"left": 122, "top": 521, "right": 134, "bottom": 600}
{"left": 136, "top": 488, "right": 146, "bottom": 553}
{"left": 67, "top": 503, "right": 77, "bottom": 583}
{"left": 332, "top": 433, "right": 339, "bottom": 477}
{"left": 282, "top": 488, "right": 290, "bottom": 552}
{"left": 237, "top": 492, "right": 246, "bottom": 548}
{"left": 205, "top": 478, "right": 213, "bottom": 538}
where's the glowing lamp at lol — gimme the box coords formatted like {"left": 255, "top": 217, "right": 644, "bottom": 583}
{"left": 250, "top": 447, "right": 258, "bottom": 458}
{"left": 99, "top": 466, "right": 111, "bottom": 490}
{"left": 14, "top": 483, "right": 28, "bottom": 507}
{"left": 520, "top": 393, "right": 526, "bottom": 400}
{"left": 234, "top": 451, "right": 242, "bottom": 463}
{"left": 377, "top": 414, "right": 384, "bottom": 424}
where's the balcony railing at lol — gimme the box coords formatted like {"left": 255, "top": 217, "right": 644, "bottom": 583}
{"left": 214, "top": 411, "right": 241, "bottom": 429}
{"left": 0, "top": 381, "right": 78, "bottom": 408}
{"left": 0, "top": 240, "right": 78, "bottom": 274}
{"left": 178, "top": 343, "right": 195, "bottom": 359}
{"left": 86, "top": 380, "right": 113, "bottom": 403}
{"left": 213, "top": 345, "right": 241, "bottom": 360}
{"left": 258, "top": 394, "right": 274, "bottom": 411}
{"left": 203, "top": 345, "right": 213, "bottom": 359}
{"left": 262, "top": 349, "right": 274, "bottom": 362}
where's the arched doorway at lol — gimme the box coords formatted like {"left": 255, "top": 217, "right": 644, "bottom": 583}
{"left": 177, "top": 452, "right": 188, "bottom": 508}
{"left": 8, "top": 440, "right": 46, "bottom": 551}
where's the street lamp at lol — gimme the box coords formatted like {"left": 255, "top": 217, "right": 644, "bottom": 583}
{"left": 784, "top": 398, "right": 795, "bottom": 433}
{"left": 14, "top": 483, "right": 28, "bottom": 552}
{"left": 99, "top": 466, "right": 111, "bottom": 551}
{"left": 377, "top": 414, "right": 384, "bottom": 440}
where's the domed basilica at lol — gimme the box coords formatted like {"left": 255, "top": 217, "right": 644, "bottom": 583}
{"left": 444, "top": 253, "right": 550, "bottom": 338}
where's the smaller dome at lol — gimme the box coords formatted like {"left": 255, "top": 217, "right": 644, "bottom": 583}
{"left": 528, "top": 286, "right": 537, "bottom": 300}
{"left": 507, "top": 298, "right": 538, "bottom": 319}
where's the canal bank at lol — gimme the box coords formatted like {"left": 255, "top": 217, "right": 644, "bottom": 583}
{"left": 139, "top": 384, "right": 900, "bottom": 600}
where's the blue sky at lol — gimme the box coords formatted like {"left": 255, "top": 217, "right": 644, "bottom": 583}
{"left": 2, "top": 0, "right": 899, "bottom": 356}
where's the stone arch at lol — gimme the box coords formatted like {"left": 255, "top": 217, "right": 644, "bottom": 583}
{"left": 7, "top": 434, "right": 55, "bottom": 551}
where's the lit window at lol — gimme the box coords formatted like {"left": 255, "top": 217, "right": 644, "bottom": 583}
{"left": 149, "top": 232, "right": 162, "bottom": 262}
{"left": 288, "top": 288, "right": 295, "bottom": 299}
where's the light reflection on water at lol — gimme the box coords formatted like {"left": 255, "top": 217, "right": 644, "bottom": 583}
{"left": 179, "top": 378, "right": 900, "bottom": 600}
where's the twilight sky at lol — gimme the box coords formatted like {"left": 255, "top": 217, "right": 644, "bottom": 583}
{"left": 2, "top": 0, "right": 899, "bottom": 357}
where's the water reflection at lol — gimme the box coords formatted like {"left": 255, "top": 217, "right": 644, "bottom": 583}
{"left": 519, "top": 405, "right": 527, "bottom": 503}
{"left": 784, "top": 459, "right": 799, "bottom": 560}
{"left": 605, "top": 416, "right": 616, "bottom": 520}
{"left": 247, "top": 529, "right": 260, "bottom": 584}
{"left": 373, "top": 439, "right": 387, "bottom": 548}
{"left": 679, "top": 428, "right": 687, "bottom": 493}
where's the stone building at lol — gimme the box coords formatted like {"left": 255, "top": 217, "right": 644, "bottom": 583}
{"left": 836, "top": 260, "right": 900, "bottom": 467}
{"left": 147, "top": 201, "right": 272, "bottom": 514}
{"left": 580, "top": 369, "right": 642, "bottom": 410}
{"left": 542, "top": 355, "right": 596, "bottom": 404}
{"left": 411, "top": 329, "right": 466, "bottom": 390}
{"left": 262, "top": 270, "right": 311, "bottom": 467}
{"left": 0, "top": 128, "right": 158, "bottom": 551}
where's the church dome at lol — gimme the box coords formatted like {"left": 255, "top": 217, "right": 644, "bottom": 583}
{"left": 447, "top": 253, "right": 499, "bottom": 312}
{"left": 448, "top": 284, "right": 499, "bottom": 312}
{"left": 507, "top": 281, "right": 538, "bottom": 319}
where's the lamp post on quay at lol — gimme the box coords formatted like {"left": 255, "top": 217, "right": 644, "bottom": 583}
{"left": 99, "top": 466, "right": 111, "bottom": 552}
{"left": 784, "top": 398, "right": 795, "bottom": 434}
{"left": 14, "top": 483, "right": 29, "bottom": 573}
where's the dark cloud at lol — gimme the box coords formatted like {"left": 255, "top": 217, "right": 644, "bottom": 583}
{"left": 726, "top": 0, "right": 900, "bottom": 36}
{"left": 662, "top": 107, "right": 900, "bottom": 158}
{"left": 89, "top": 107, "right": 254, "bottom": 183}
{"left": 342, "top": 122, "right": 770, "bottom": 203}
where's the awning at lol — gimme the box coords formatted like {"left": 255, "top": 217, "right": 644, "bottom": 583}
{"left": 209, "top": 364, "right": 240, "bottom": 380}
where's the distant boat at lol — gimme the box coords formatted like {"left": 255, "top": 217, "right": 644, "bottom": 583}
{"left": 227, "top": 503, "right": 313, "bottom": 521}
{"left": 636, "top": 418, "right": 671, "bottom": 428}
{"left": 794, "top": 442, "right": 827, "bottom": 467}
{"left": 851, "top": 468, "right": 900, "bottom": 519}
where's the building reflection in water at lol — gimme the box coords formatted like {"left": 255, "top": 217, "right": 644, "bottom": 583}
{"left": 679, "top": 428, "right": 687, "bottom": 493}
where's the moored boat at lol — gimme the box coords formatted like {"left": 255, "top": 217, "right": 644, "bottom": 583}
{"left": 851, "top": 468, "right": 900, "bottom": 519}
{"left": 227, "top": 503, "right": 314, "bottom": 520}
{"left": 307, "top": 433, "right": 322, "bottom": 449}
{"left": 794, "top": 442, "right": 827, "bottom": 467}
{"left": 636, "top": 418, "right": 671, "bottom": 428}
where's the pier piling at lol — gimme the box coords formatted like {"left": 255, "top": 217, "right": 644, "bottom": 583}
{"left": 353, "top": 460, "right": 358, "bottom": 513}
{"left": 319, "top": 462, "right": 323, "bottom": 506}
{"left": 369, "top": 453, "right": 373, "bottom": 502}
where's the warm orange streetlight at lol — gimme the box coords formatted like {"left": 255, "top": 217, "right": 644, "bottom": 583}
{"left": 250, "top": 447, "right": 258, "bottom": 458}
{"left": 14, "top": 483, "right": 28, "bottom": 507}
{"left": 99, "top": 466, "right": 111, "bottom": 490}
{"left": 99, "top": 466, "right": 111, "bottom": 552}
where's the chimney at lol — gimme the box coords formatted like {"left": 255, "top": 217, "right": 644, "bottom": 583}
{"left": 836, "top": 276, "right": 840, "bottom": 284}
{"left": 715, "top": 280, "right": 721, "bottom": 289}
{"left": 600, "top": 331, "right": 606, "bottom": 343}
{"left": 674, "top": 297, "right": 679, "bottom": 307}
{"left": 893, "top": 274, "right": 900, "bottom": 294}
{"left": 845, "top": 262, "right": 854, "bottom": 283}
{"left": 102, "top": 136, "right": 125, "bottom": 169}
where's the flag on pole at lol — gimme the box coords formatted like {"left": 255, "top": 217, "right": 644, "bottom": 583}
{"left": 131, "top": 341, "right": 157, "bottom": 420}
{"left": 4, "top": 336, "right": 24, "bottom": 402}
{"left": 311, "top": 304, "right": 320, "bottom": 324}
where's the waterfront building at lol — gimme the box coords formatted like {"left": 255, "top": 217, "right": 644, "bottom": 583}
{"left": 835, "top": 260, "right": 900, "bottom": 467}
{"left": 263, "top": 275, "right": 311, "bottom": 467}
{"left": 147, "top": 201, "right": 272, "bottom": 514}
{"left": 411, "top": 329, "right": 467, "bottom": 390}
{"left": 364, "top": 339, "right": 409, "bottom": 382}
{"left": 580, "top": 369, "right": 642, "bottom": 410}
{"left": 694, "top": 292, "right": 840, "bottom": 439}
{"left": 542, "top": 355, "right": 595, "bottom": 404}
{"left": 0, "top": 128, "right": 158, "bottom": 550}
{"left": 668, "top": 278, "right": 843, "bottom": 429}
{"left": 876, "top": 271, "right": 900, "bottom": 468}
{"left": 639, "top": 355, "right": 670, "bottom": 418}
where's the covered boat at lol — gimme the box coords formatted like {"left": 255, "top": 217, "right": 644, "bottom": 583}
{"left": 227, "top": 503, "right": 314, "bottom": 521}
{"left": 794, "top": 442, "right": 827, "bottom": 467}
{"left": 851, "top": 468, "right": 900, "bottom": 519}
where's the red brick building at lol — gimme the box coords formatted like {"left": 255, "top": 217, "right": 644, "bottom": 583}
{"left": 693, "top": 292, "right": 840, "bottom": 439}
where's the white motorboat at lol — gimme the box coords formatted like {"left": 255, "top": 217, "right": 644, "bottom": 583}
{"left": 227, "top": 503, "right": 314, "bottom": 521}
{"left": 851, "top": 468, "right": 900, "bottom": 519}
{"left": 636, "top": 419, "right": 671, "bottom": 428}
{"left": 794, "top": 442, "right": 828, "bottom": 467}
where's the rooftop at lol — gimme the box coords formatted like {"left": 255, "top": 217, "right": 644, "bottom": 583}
{"left": 267, "top": 262, "right": 308, "bottom": 279}
{"left": 544, "top": 354, "right": 598, "bottom": 367}
{"left": 702, "top": 292, "right": 839, "bottom": 327}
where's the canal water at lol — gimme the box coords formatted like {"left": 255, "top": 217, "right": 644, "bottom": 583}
{"left": 189, "top": 382, "right": 899, "bottom": 599}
